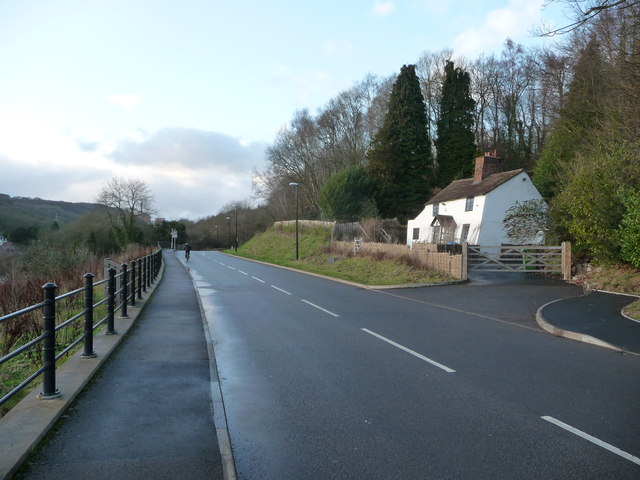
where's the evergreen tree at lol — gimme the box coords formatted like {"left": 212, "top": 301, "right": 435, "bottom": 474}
{"left": 435, "top": 61, "right": 476, "bottom": 188}
{"left": 533, "top": 38, "right": 607, "bottom": 198}
{"left": 318, "top": 166, "right": 377, "bottom": 222}
{"left": 366, "top": 64, "right": 432, "bottom": 222}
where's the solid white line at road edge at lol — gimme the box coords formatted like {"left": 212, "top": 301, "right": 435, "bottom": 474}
{"left": 542, "top": 416, "right": 640, "bottom": 466}
{"left": 301, "top": 299, "right": 339, "bottom": 317}
{"left": 361, "top": 328, "right": 455, "bottom": 373}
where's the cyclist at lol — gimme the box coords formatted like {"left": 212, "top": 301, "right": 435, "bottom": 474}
{"left": 184, "top": 242, "right": 192, "bottom": 261}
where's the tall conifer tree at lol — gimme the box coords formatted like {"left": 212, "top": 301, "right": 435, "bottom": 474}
{"left": 366, "top": 64, "right": 432, "bottom": 222}
{"left": 435, "top": 61, "right": 476, "bottom": 188}
{"left": 533, "top": 38, "right": 607, "bottom": 198}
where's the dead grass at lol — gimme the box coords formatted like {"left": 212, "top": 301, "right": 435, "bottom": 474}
{"left": 625, "top": 301, "right": 640, "bottom": 321}
{"left": 573, "top": 263, "right": 640, "bottom": 320}
{"left": 0, "top": 245, "right": 155, "bottom": 417}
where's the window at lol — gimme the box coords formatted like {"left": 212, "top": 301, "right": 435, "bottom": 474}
{"left": 412, "top": 228, "right": 420, "bottom": 240}
{"left": 465, "top": 197, "right": 474, "bottom": 212}
{"left": 461, "top": 224, "right": 470, "bottom": 241}
{"left": 432, "top": 203, "right": 439, "bottom": 215}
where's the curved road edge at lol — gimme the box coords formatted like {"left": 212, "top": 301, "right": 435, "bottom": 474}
{"left": 536, "top": 297, "right": 624, "bottom": 353}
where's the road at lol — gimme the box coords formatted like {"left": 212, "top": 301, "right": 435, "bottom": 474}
{"left": 187, "top": 251, "right": 640, "bottom": 479}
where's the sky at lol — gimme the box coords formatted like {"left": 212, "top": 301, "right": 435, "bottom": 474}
{"left": 0, "top": 0, "right": 568, "bottom": 220}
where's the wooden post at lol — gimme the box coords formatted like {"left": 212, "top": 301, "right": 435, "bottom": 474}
{"left": 562, "top": 241, "right": 571, "bottom": 281}
{"left": 461, "top": 242, "right": 468, "bottom": 281}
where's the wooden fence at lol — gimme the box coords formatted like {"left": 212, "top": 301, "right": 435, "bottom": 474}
{"left": 334, "top": 241, "right": 464, "bottom": 279}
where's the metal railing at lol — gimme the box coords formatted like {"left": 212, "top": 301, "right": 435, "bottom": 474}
{"left": 0, "top": 249, "right": 163, "bottom": 406}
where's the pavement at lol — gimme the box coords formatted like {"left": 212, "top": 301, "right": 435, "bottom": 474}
{"left": 1, "top": 252, "right": 638, "bottom": 479}
{"left": 537, "top": 289, "right": 640, "bottom": 355}
{"left": 0, "top": 251, "right": 232, "bottom": 480}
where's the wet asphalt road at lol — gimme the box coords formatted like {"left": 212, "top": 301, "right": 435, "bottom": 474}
{"left": 191, "top": 252, "right": 640, "bottom": 479}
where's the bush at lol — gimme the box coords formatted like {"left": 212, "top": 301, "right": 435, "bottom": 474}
{"left": 619, "top": 190, "right": 640, "bottom": 268}
{"left": 318, "top": 166, "right": 377, "bottom": 222}
{"left": 549, "top": 142, "right": 640, "bottom": 263}
{"left": 502, "top": 199, "right": 550, "bottom": 244}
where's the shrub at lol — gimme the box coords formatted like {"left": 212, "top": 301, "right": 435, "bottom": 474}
{"left": 549, "top": 142, "right": 640, "bottom": 262}
{"left": 619, "top": 190, "right": 640, "bottom": 268}
{"left": 503, "top": 199, "right": 550, "bottom": 244}
{"left": 318, "top": 166, "right": 377, "bottom": 222}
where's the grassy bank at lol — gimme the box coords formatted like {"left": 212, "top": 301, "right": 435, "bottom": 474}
{"left": 232, "top": 224, "right": 455, "bottom": 286}
{"left": 573, "top": 264, "right": 640, "bottom": 320}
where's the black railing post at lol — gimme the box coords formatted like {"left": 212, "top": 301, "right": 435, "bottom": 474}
{"left": 146, "top": 255, "right": 151, "bottom": 288}
{"left": 142, "top": 256, "right": 148, "bottom": 293}
{"left": 155, "top": 251, "right": 158, "bottom": 279}
{"left": 41, "top": 282, "right": 61, "bottom": 399}
{"left": 120, "top": 263, "right": 129, "bottom": 318}
{"left": 130, "top": 260, "right": 137, "bottom": 307}
{"left": 81, "top": 274, "right": 97, "bottom": 358}
{"left": 154, "top": 251, "right": 160, "bottom": 280}
{"left": 137, "top": 258, "right": 143, "bottom": 300}
{"left": 106, "top": 267, "right": 117, "bottom": 335}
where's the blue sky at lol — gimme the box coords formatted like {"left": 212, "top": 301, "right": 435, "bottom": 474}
{"left": 0, "top": 0, "right": 567, "bottom": 220}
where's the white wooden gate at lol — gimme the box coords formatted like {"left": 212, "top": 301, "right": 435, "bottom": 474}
{"left": 463, "top": 242, "right": 571, "bottom": 280}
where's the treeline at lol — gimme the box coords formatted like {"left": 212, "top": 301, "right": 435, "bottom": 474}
{"left": 189, "top": 2, "right": 640, "bottom": 267}
{"left": 253, "top": 40, "right": 564, "bottom": 222}
{"left": 181, "top": 200, "right": 276, "bottom": 250}
{"left": 0, "top": 194, "right": 100, "bottom": 243}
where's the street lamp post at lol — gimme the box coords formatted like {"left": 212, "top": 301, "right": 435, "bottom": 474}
{"left": 226, "top": 217, "right": 231, "bottom": 249}
{"left": 289, "top": 182, "right": 299, "bottom": 260}
{"left": 235, "top": 205, "right": 238, "bottom": 251}
{"left": 214, "top": 225, "right": 219, "bottom": 249}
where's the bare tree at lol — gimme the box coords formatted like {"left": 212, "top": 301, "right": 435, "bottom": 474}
{"left": 416, "top": 49, "right": 454, "bottom": 143}
{"left": 537, "top": 0, "right": 639, "bottom": 36}
{"left": 96, "top": 177, "right": 155, "bottom": 247}
{"left": 256, "top": 75, "right": 392, "bottom": 218}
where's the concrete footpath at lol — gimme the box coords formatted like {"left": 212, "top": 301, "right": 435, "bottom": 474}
{"left": 537, "top": 290, "right": 640, "bottom": 355}
{"left": 0, "top": 252, "right": 225, "bottom": 480}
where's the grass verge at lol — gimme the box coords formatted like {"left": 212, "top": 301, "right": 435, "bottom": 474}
{"left": 231, "top": 224, "right": 455, "bottom": 286}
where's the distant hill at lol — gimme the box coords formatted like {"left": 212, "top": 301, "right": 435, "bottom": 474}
{"left": 0, "top": 194, "right": 102, "bottom": 236}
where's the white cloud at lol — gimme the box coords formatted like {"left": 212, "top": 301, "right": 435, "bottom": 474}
{"left": 0, "top": 117, "right": 268, "bottom": 220}
{"left": 107, "top": 128, "right": 268, "bottom": 219}
{"left": 109, "top": 128, "right": 267, "bottom": 172}
{"left": 0, "top": 114, "right": 111, "bottom": 170}
{"left": 107, "top": 94, "right": 140, "bottom": 110}
{"left": 372, "top": 1, "right": 395, "bottom": 16}
{"left": 0, "top": 154, "right": 107, "bottom": 203}
{"left": 453, "top": 0, "right": 544, "bottom": 58}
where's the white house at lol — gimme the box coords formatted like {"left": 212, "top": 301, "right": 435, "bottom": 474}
{"left": 407, "top": 152, "right": 543, "bottom": 247}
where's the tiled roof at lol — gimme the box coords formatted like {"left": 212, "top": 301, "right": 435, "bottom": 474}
{"left": 426, "top": 169, "right": 524, "bottom": 205}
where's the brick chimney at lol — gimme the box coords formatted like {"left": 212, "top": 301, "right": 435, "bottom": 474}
{"left": 473, "top": 150, "right": 502, "bottom": 183}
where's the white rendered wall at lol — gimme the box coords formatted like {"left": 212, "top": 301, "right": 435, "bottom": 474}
{"left": 408, "top": 172, "right": 542, "bottom": 246}
{"left": 478, "top": 172, "right": 543, "bottom": 245}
